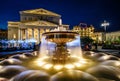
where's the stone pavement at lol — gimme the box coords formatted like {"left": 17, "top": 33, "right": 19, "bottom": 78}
{"left": 96, "top": 46, "right": 120, "bottom": 57}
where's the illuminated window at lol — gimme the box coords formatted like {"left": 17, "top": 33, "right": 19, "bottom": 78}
{"left": 13, "top": 34, "right": 16, "bottom": 39}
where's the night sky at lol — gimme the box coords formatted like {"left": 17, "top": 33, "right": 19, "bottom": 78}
{"left": 0, "top": 0, "right": 120, "bottom": 31}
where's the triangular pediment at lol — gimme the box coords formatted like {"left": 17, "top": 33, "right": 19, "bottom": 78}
{"left": 20, "top": 8, "right": 61, "bottom": 17}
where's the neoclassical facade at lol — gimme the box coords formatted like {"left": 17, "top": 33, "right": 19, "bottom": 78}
{"left": 8, "top": 8, "right": 69, "bottom": 43}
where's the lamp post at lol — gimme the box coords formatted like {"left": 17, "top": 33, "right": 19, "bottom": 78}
{"left": 101, "top": 20, "right": 109, "bottom": 42}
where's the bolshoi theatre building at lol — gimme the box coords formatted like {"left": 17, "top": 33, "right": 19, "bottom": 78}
{"left": 8, "top": 8, "right": 69, "bottom": 43}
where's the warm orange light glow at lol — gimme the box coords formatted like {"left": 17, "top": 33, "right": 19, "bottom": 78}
{"left": 64, "top": 64, "right": 75, "bottom": 69}
{"left": 44, "top": 64, "right": 53, "bottom": 70}
{"left": 37, "top": 61, "right": 46, "bottom": 66}
{"left": 74, "top": 63, "right": 82, "bottom": 67}
{"left": 34, "top": 56, "right": 91, "bottom": 71}
{"left": 54, "top": 65, "right": 63, "bottom": 70}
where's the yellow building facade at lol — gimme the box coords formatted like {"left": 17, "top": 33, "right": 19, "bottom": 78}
{"left": 73, "top": 24, "right": 95, "bottom": 39}
{"left": 8, "top": 8, "right": 69, "bottom": 43}
{"left": 94, "top": 32, "right": 103, "bottom": 43}
{"left": 73, "top": 23, "right": 103, "bottom": 43}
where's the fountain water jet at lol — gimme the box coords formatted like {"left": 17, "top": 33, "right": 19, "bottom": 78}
{"left": 39, "top": 36, "right": 49, "bottom": 57}
{"left": 67, "top": 35, "right": 82, "bottom": 58}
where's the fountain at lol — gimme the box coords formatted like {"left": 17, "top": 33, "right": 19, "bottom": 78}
{"left": 0, "top": 19, "right": 120, "bottom": 81}
{"left": 33, "top": 19, "right": 93, "bottom": 72}
{"left": 43, "top": 28, "right": 79, "bottom": 64}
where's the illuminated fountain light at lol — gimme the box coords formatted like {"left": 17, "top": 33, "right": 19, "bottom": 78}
{"left": 44, "top": 64, "right": 53, "bottom": 70}
{"left": 78, "top": 59, "right": 88, "bottom": 64}
{"left": 73, "top": 63, "right": 83, "bottom": 68}
{"left": 33, "top": 55, "right": 92, "bottom": 71}
{"left": 34, "top": 57, "right": 49, "bottom": 66}
{"left": 53, "top": 65, "right": 63, "bottom": 71}
{"left": 37, "top": 61, "right": 46, "bottom": 67}
{"left": 64, "top": 64, "right": 75, "bottom": 69}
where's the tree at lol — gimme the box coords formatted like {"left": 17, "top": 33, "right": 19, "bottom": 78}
{"left": 81, "top": 36, "right": 94, "bottom": 45}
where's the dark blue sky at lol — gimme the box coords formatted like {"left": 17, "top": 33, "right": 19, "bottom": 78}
{"left": 0, "top": 0, "right": 120, "bottom": 31}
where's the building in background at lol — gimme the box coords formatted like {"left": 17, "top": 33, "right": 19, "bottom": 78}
{"left": 0, "top": 29, "right": 8, "bottom": 39}
{"left": 106, "top": 31, "right": 120, "bottom": 43}
{"left": 94, "top": 29, "right": 104, "bottom": 44}
{"left": 8, "top": 8, "right": 69, "bottom": 43}
{"left": 73, "top": 23, "right": 95, "bottom": 39}
{"left": 73, "top": 23, "right": 104, "bottom": 44}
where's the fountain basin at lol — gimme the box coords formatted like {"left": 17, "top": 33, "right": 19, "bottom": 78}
{"left": 43, "top": 31, "right": 78, "bottom": 44}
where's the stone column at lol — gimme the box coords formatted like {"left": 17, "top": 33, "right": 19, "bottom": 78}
{"left": 20, "top": 29, "right": 23, "bottom": 40}
{"left": 38, "top": 29, "right": 40, "bottom": 43}
{"left": 18, "top": 28, "right": 20, "bottom": 40}
{"left": 25, "top": 28, "right": 28, "bottom": 39}
{"left": 32, "top": 28, "right": 34, "bottom": 38}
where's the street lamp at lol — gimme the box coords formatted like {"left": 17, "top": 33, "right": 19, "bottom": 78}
{"left": 101, "top": 20, "right": 110, "bottom": 42}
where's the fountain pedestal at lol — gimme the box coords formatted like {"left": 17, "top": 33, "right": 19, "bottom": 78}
{"left": 52, "top": 44, "right": 70, "bottom": 64}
